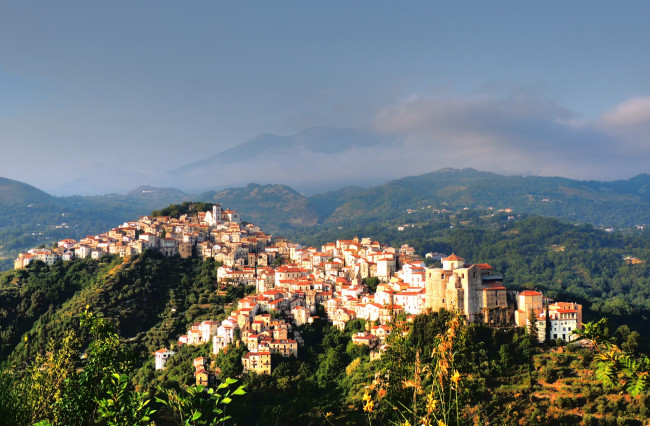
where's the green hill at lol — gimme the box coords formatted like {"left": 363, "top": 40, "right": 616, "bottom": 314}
{"left": 198, "top": 183, "right": 319, "bottom": 230}
{"left": 321, "top": 168, "right": 650, "bottom": 228}
{"left": 0, "top": 177, "right": 58, "bottom": 205}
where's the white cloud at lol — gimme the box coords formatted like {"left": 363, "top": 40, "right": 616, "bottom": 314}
{"left": 600, "top": 97, "right": 650, "bottom": 127}
{"left": 371, "top": 93, "right": 650, "bottom": 181}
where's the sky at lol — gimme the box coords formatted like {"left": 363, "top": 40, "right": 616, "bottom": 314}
{"left": 1, "top": 1, "right": 650, "bottom": 195}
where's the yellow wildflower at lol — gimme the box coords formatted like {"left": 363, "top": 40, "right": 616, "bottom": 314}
{"left": 363, "top": 399, "right": 374, "bottom": 413}
{"left": 438, "top": 420, "right": 446, "bottom": 426}
{"left": 426, "top": 392, "right": 437, "bottom": 413}
{"left": 450, "top": 370, "right": 461, "bottom": 387}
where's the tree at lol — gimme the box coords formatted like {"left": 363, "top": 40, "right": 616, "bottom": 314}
{"left": 316, "top": 348, "right": 346, "bottom": 388}
{"left": 4, "top": 308, "right": 148, "bottom": 425}
{"left": 574, "top": 318, "right": 650, "bottom": 397}
{"left": 527, "top": 309, "right": 538, "bottom": 339}
{"left": 155, "top": 380, "right": 245, "bottom": 426}
{"left": 96, "top": 373, "right": 156, "bottom": 426}
{"left": 363, "top": 277, "right": 380, "bottom": 293}
{"left": 544, "top": 299, "right": 551, "bottom": 345}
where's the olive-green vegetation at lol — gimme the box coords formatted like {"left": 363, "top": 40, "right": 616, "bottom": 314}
{"left": 575, "top": 318, "right": 649, "bottom": 398}
{"left": 0, "top": 251, "right": 254, "bottom": 425}
{"left": 316, "top": 168, "right": 650, "bottom": 229}
{"left": 151, "top": 202, "right": 215, "bottom": 219}
{"left": 0, "top": 309, "right": 151, "bottom": 425}
{"left": 0, "top": 308, "right": 245, "bottom": 426}
{"left": 0, "top": 252, "right": 256, "bottom": 363}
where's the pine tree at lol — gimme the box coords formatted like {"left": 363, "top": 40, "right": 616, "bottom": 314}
{"left": 544, "top": 299, "right": 551, "bottom": 345}
{"left": 527, "top": 309, "right": 538, "bottom": 342}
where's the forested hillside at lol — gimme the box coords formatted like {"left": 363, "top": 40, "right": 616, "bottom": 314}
{"left": 1, "top": 205, "right": 650, "bottom": 424}
{"left": 320, "top": 168, "right": 650, "bottom": 228}
{"left": 198, "top": 183, "right": 320, "bottom": 229}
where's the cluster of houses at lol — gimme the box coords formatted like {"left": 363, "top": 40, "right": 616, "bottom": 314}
{"left": 13, "top": 202, "right": 582, "bottom": 379}
{"left": 14, "top": 204, "right": 265, "bottom": 269}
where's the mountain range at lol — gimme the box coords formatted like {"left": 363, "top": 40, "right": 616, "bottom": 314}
{"left": 2, "top": 168, "right": 650, "bottom": 270}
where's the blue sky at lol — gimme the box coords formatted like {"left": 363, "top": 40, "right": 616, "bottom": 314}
{"left": 1, "top": 2, "right": 650, "bottom": 194}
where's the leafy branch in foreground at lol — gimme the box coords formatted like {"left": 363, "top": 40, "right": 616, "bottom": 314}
{"left": 574, "top": 318, "right": 649, "bottom": 397}
{"left": 97, "top": 373, "right": 156, "bottom": 426}
{"left": 155, "top": 378, "right": 246, "bottom": 426}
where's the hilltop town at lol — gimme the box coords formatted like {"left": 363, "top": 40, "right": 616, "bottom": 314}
{"left": 14, "top": 203, "right": 582, "bottom": 381}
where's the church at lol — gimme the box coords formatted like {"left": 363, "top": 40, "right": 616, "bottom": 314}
{"left": 424, "top": 254, "right": 509, "bottom": 324}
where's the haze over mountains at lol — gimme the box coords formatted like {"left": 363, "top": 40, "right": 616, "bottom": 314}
{"left": 39, "top": 124, "right": 650, "bottom": 196}
{"left": 171, "top": 127, "right": 391, "bottom": 172}
{"left": 166, "top": 126, "right": 398, "bottom": 194}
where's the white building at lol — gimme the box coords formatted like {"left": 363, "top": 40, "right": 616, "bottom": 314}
{"left": 394, "top": 288, "right": 425, "bottom": 315}
{"left": 536, "top": 302, "right": 583, "bottom": 343}
{"left": 154, "top": 348, "right": 176, "bottom": 370}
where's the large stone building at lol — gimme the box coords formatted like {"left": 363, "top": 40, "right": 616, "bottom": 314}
{"left": 424, "top": 254, "right": 508, "bottom": 324}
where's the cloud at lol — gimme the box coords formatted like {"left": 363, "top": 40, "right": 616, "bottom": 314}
{"left": 20, "top": 92, "right": 650, "bottom": 196}
{"left": 600, "top": 97, "right": 650, "bottom": 127}
{"left": 371, "top": 93, "right": 650, "bottom": 181}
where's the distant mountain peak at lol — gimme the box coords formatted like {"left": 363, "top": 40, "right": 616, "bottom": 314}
{"left": 169, "top": 126, "right": 392, "bottom": 176}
